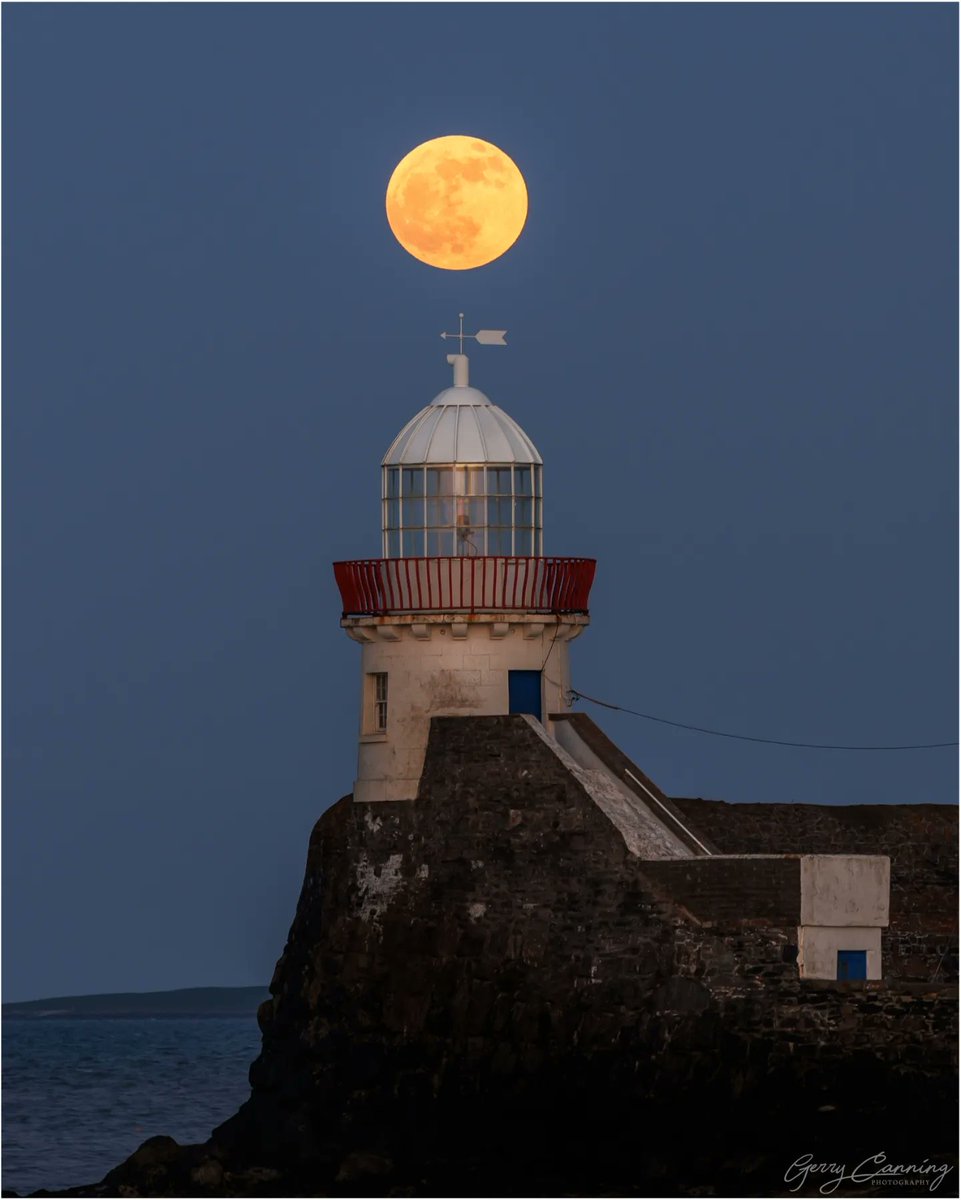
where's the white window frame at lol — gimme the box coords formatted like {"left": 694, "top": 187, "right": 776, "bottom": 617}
{"left": 364, "top": 672, "right": 388, "bottom": 735}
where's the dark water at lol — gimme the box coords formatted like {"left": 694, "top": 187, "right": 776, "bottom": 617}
{"left": 2, "top": 1018, "right": 261, "bottom": 1197}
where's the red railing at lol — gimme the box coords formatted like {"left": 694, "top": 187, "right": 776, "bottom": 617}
{"left": 334, "top": 556, "right": 596, "bottom": 616}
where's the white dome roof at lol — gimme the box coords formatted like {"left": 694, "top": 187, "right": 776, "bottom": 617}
{"left": 382, "top": 384, "right": 542, "bottom": 466}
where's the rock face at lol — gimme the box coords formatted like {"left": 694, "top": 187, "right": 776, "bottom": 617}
{"left": 76, "top": 716, "right": 957, "bottom": 1197}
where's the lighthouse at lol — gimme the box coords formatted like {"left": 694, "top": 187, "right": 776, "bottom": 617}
{"left": 334, "top": 321, "right": 596, "bottom": 802}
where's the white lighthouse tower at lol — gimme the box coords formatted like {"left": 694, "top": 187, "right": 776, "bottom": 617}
{"left": 334, "top": 320, "right": 595, "bottom": 802}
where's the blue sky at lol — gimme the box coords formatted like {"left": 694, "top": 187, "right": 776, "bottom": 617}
{"left": 4, "top": 3, "right": 957, "bottom": 1001}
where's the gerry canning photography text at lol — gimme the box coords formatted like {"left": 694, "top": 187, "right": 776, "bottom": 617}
{"left": 784, "top": 1153, "right": 954, "bottom": 1194}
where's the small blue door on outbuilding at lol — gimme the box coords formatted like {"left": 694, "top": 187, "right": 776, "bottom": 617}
{"left": 837, "top": 950, "right": 867, "bottom": 980}
{"left": 509, "top": 670, "right": 542, "bottom": 722}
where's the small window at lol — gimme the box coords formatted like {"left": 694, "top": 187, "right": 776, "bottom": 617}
{"left": 385, "top": 468, "right": 400, "bottom": 498}
{"left": 515, "top": 466, "right": 532, "bottom": 495}
{"left": 367, "top": 672, "right": 388, "bottom": 733}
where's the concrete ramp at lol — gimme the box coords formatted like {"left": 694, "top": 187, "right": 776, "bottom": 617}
{"left": 550, "top": 713, "right": 718, "bottom": 858}
{"left": 521, "top": 716, "right": 691, "bottom": 859}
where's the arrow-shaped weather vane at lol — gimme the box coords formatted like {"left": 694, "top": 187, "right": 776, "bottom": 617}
{"left": 440, "top": 313, "right": 507, "bottom": 354}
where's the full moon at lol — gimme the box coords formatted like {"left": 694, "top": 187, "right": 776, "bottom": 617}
{"left": 386, "top": 135, "right": 528, "bottom": 270}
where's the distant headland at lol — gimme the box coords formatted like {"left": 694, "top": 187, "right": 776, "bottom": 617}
{"left": 3, "top": 986, "right": 268, "bottom": 1020}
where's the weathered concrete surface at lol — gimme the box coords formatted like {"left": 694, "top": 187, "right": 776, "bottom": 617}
{"left": 800, "top": 854, "right": 890, "bottom": 928}
{"left": 799, "top": 924, "right": 882, "bottom": 980}
{"left": 796, "top": 855, "right": 890, "bottom": 981}
{"left": 50, "top": 717, "right": 958, "bottom": 1198}
{"left": 534, "top": 716, "right": 692, "bottom": 859}
{"left": 554, "top": 712, "right": 719, "bottom": 856}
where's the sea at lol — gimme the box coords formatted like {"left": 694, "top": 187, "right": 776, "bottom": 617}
{"left": 2, "top": 1018, "right": 262, "bottom": 1197}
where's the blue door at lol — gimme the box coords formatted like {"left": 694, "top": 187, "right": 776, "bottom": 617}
{"left": 837, "top": 950, "right": 867, "bottom": 980}
{"left": 509, "top": 670, "right": 542, "bottom": 722}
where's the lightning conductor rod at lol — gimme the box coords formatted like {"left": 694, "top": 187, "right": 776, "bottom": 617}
{"left": 440, "top": 314, "right": 508, "bottom": 388}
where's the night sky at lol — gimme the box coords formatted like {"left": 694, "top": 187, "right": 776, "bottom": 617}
{"left": 4, "top": 4, "right": 957, "bottom": 1002}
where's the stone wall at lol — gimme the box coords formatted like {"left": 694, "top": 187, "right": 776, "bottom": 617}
{"left": 89, "top": 716, "right": 957, "bottom": 1198}
{"left": 673, "top": 797, "right": 958, "bottom": 980}
{"left": 207, "top": 718, "right": 956, "bottom": 1195}
{"left": 641, "top": 855, "right": 801, "bottom": 925}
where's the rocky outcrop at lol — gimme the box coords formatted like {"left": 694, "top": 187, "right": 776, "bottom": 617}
{"left": 55, "top": 716, "right": 958, "bottom": 1197}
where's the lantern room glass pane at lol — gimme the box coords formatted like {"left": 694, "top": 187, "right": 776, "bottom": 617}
{"left": 427, "top": 498, "right": 454, "bottom": 525}
{"left": 466, "top": 498, "right": 486, "bottom": 527}
{"left": 487, "top": 467, "right": 513, "bottom": 495}
{"left": 488, "top": 497, "right": 512, "bottom": 525}
{"left": 402, "top": 468, "right": 425, "bottom": 497}
{"left": 426, "top": 468, "right": 453, "bottom": 496}
{"left": 427, "top": 528, "right": 453, "bottom": 556}
{"left": 403, "top": 498, "right": 425, "bottom": 526}
{"left": 402, "top": 530, "right": 424, "bottom": 556}
{"left": 382, "top": 460, "right": 544, "bottom": 558}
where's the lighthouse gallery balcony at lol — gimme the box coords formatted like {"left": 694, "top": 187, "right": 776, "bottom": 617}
{"left": 334, "top": 556, "right": 596, "bottom": 617}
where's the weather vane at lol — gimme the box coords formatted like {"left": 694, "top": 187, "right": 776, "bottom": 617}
{"left": 440, "top": 313, "right": 507, "bottom": 354}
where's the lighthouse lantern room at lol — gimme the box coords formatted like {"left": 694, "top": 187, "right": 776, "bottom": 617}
{"left": 334, "top": 326, "right": 596, "bottom": 803}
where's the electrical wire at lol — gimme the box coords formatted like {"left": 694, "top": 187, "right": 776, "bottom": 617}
{"left": 568, "top": 689, "right": 959, "bottom": 751}
{"left": 541, "top": 620, "right": 562, "bottom": 671}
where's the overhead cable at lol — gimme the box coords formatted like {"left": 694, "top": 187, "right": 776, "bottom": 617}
{"left": 569, "top": 689, "right": 959, "bottom": 751}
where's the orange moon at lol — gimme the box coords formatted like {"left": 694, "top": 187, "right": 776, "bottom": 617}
{"left": 386, "top": 135, "right": 528, "bottom": 270}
